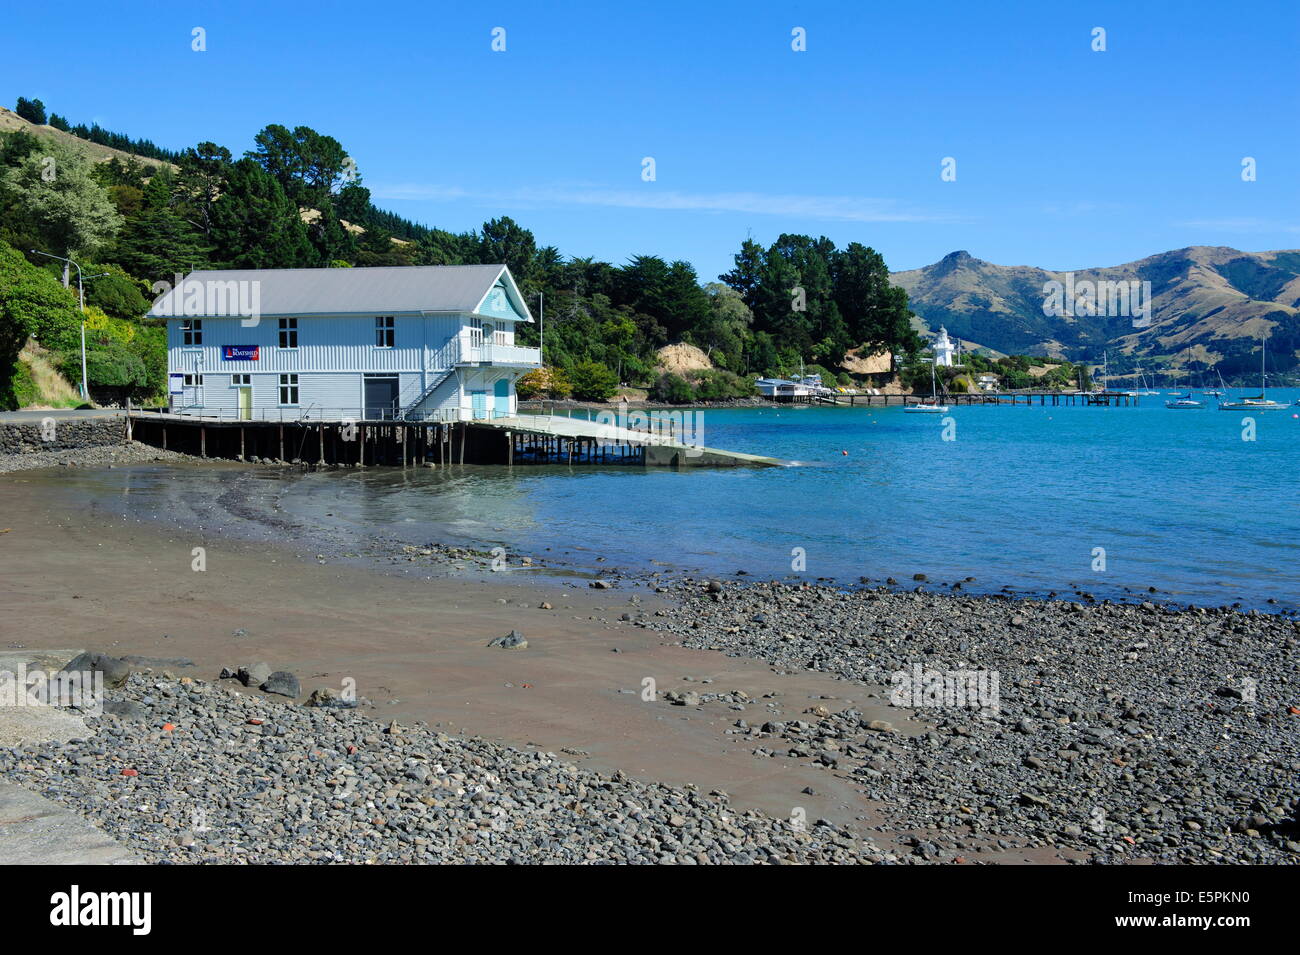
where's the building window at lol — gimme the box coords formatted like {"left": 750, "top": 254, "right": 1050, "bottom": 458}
{"left": 232, "top": 374, "right": 251, "bottom": 386}
{"left": 279, "top": 374, "right": 299, "bottom": 405}
{"left": 278, "top": 317, "right": 298, "bottom": 348}
{"left": 183, "top": 374, "right": 204, "bottom": 387}
{"left": 375, "top": 316, "right": 394, "bottom": 348}
{"left": 182, "top": 319, "right": 202, "bottom": 346}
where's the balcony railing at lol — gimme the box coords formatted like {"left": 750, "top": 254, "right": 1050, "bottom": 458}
{"left": 457, "top": 340, "right": 541, "bottom": 366}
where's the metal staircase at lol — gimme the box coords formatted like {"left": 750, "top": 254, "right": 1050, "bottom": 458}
{"left": 400, "top": 338, "right": 464, "bottom": 420}
{"left": 401, "top": 366, "right": 457, "bottom": 419}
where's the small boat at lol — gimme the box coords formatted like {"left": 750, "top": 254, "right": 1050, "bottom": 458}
{"left": 1219, "top": 395, "right": 1287, "bottom": 411}
{"left": 905, "top": 361, "right": 950, "bottom": 414}
{"left": 1134, "top": 366, "right": 1159, "bottom": 395}
{"left": 1164, "top": 350, "right": 1203, "bottom": 407}
{"left": 1218, "top": 336, "right": 1285, "bottom": 410}
{"left": 904, "top": 401, "right": 949, "bottom": 414}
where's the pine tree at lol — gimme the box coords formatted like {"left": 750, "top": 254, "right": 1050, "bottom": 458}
{"left": 15, "top": 97, "right": 47, "bottom": 125}
{"left": 109, "top": 170, "right": 210, "bottom": 281}
{"left": 208, "top": 159, "right": 313, "bottom": 269}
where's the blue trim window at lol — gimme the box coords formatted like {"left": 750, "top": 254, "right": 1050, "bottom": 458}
{"left": 278, "top": 317, "right": 298, "bottom": 349}
{"left": 278, "top": 373, "right": 299, "bottom": 406}
{"left": 182, "top": 319, "right": 202, "bottom": 346}
{"left": 375, "top": 316, "right": 394, "bottom": 348}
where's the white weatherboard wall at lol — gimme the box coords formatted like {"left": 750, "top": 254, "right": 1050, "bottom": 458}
{"left": 168, "top": 312, "right": 532, "bottom": 419}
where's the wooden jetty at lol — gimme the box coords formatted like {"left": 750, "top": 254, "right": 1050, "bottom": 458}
{"left": 792, "top": 390, "right": 1140, "bottom": 408}
{"left": 124, "top": 410, "right": 786, "bottom": 469}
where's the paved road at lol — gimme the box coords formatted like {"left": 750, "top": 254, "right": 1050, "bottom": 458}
{"left": 0, "top": 409, "right": 125, "bottom": 424}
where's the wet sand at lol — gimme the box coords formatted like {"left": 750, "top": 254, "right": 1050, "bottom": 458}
{"left": 0, "top": 468, "right": 957, "bottom": 853}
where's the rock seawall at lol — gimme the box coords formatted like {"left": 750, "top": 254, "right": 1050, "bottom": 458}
{"left": 0, "top": 416, "right": 196, "bottom": 474}
{"left": 0, "top": 417, "right": 125, "bottom": 456}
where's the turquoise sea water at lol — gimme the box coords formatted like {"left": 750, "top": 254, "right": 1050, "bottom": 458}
{"left": 51, "top": 391, "right": 1300, "bottom": 610}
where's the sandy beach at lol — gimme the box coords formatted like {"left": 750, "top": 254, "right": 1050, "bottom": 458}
{"left": 2, "top": 458, "right": 1297, "bottom": 864}
{"left": 0, "top": 466, "right": 929, "bottom": 858}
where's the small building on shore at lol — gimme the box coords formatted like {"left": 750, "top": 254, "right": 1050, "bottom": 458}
{"left": 151, "top": 264, "right": 540, "bottom": 421}
{"left": 755, "top": 377, "right": 816, "bottom": 399}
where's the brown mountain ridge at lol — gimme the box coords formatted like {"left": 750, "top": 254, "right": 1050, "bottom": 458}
{"left": 891, "top": 246, "right": 1300, "bottom": 377}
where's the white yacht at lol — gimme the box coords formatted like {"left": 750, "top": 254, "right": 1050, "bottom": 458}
{"left": 905, "top": 361, "right": 949, "bottom": 414}
{"left": 1219, "top": 338, "right": 1286, "bottom": 410}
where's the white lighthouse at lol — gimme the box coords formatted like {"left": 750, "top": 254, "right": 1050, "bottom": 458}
{"left": 933, "top": 326, "right": 957, "bottom": 367}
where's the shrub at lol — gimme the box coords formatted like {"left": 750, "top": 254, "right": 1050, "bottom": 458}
{"left": 686, "top": 368, "right": 755, "bottom": 401}
{"left": 60, "top": 338, "right": 150, "bottom": 401}
{"left": 516, "top": 366, "right": 572, "bottom": 400}
{"left": 567, "top": 360, "right": 618, "bottom": 402}
{"left": 84, "top": 268, "right": 150, "bottom": 320}
{"left": 650, "top": 372, "right": 695, "bottom": 404}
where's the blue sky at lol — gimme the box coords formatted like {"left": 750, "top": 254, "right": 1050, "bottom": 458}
{"left": 4, "top": 0, "right": 1297, "bottom": 278}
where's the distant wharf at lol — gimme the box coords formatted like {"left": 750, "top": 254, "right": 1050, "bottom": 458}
{"left": 797, "top": 391, "right": 1140, "bottom": 408}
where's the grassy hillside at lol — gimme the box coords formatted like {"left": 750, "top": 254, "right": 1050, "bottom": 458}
{"left": 0, "top": 106, "right": 173, "bottom": 170}
{"left": 11, "top": 341, "right": 82, "bottom": 408}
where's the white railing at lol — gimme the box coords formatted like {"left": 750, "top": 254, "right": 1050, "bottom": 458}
{"left": 457, "top": 340, "right": 541, "bottom": 366}
{"left": 138, "top": 405, "right": 515, "bottom": 424}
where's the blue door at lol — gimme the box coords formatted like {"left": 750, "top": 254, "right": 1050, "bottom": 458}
{"left": 470, "top": 390, "right": 487, "bottom": 420}
{"left": 493, "top": 378, "right": 510, "bottom": 419}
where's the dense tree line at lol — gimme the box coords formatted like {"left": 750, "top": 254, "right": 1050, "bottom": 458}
{"left": 0, "top": 100, "right": 925, "bottom": 407}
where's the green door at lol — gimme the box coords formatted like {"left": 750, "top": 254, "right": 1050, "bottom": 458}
{"left": 470, "top": 389, "right": 487, "bottom": 420}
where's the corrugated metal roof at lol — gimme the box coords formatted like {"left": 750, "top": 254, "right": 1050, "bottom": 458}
{"left": 147, "top": 264, "right": 532, "bottom": 319}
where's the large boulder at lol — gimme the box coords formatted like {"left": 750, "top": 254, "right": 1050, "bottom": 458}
{"left": 237, "top": 662, "right": 272, "bottom": 688}
{"left": 260, "top": 671, "right": 301, "bottom": 698}
{"left": 59, "top": 652, "right": 132, "bottom": 689}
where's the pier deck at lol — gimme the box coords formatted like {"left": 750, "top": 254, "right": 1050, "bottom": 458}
{"left": 123, "top": 410, "right": 785, "bottom": 469}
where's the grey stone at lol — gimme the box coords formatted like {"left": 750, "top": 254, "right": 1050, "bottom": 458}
{"left": 260, "top": 671, "right": 301, "bottom": 698}
{"left": 238, "top": 662, "right": 272, "bottom": 687}
{"left": 487, "top": 630, "right": 528, "bottom": 651}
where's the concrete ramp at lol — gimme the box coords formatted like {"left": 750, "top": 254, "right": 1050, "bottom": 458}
{"left": 480, "top": 414, "right": 788, "bottom": 468}
{"left": 0, "top": 782, "right": 139, "bottom": 864}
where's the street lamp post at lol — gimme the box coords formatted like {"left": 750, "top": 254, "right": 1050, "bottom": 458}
{"left": 30, "top": 249, "right": 108, "bottom": 402}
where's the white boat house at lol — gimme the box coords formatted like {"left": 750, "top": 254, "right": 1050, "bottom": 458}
{"left": 151, "top": 264, "right": 541, "bottom": 421}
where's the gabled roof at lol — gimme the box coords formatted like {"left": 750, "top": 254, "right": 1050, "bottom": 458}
{"left": 147, "top": 264, "right": 534, "bottom": 321}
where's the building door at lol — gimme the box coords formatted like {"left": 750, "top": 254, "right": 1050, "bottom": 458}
{"left": 184, "top": 374, "right": 204, "bottom": 409}
{"left": 364, "top": 376, "right": 399, "bottom": 419}
{"left": 237, "top": 386, "right": 252, "bottom": 420}
{"left": 470, "top": 389, "right": 487, "bottom": 420}
{"left": 493, "top": 378, "right": 510, "bottom": 419}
